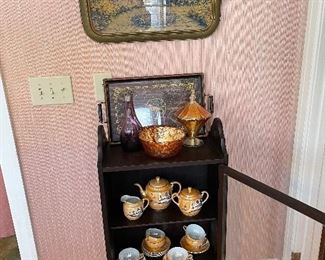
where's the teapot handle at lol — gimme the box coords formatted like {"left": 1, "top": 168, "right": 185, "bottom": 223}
{"left": 170, "top": 181, "right": 182, "bottom": 194}
{"left": 142, "top": 198, "right": 149, "bottom": 211}
{"left": 201, "top": 191, "right": 209, "bottom": 205}
{"left": 171, "top": 193, "right": 180, "bottom": 207}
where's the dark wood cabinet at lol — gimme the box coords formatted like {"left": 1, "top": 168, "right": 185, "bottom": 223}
{"left": 97, "top": 118, "right": 228, "bottom": 260}
{"left": 98, "top": 118, "right": 325, "bottom": 260}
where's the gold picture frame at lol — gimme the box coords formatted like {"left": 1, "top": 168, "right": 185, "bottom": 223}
{"left": 79, "top": 0, "right": 221, "bottom": 43}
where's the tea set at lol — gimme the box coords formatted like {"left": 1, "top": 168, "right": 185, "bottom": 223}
{"left": 119, "top": 175, "right": 210, "bottom": 258}
{"left": 121, "top": 176, "right": 209, "bottom": 219}
{"left": 118, "top": 224, "right": 209, "bottom": 259}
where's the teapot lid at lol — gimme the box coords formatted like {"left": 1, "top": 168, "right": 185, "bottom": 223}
{"left": 148, "top": 176, "right": 169, "bottom": 188}
{"left": 179, "top": 187, "right": 201, "bottom": 199}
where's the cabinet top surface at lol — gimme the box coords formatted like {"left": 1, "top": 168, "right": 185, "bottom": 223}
{"left": 101, "top": 137, "right": 226, "bottom": 172}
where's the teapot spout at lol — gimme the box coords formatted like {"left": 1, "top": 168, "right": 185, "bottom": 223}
{"left": 134, "top": 183, "right": 146, "bottom": 197}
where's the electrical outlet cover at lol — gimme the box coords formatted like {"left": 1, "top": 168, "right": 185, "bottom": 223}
{"left": 93, "top": 73, "right": 112, "bottom": 102}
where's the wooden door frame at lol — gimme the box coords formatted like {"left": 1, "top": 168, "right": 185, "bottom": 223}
{"left": 283, "top": 0, "right": 325, "bottom": 259}
{"left": 0, "top": 73, "right": 38, "bottom": 259}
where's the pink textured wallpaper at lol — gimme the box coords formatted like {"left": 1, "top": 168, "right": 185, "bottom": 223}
{"left": 0, "top": 0, "right": 307, "bottom": 259}
{"left": 0, "top": 167, "right": 15, "bottom": 238}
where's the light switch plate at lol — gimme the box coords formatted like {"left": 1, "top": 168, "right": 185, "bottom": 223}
{"left": 29, "top": 76, "right": 74, "bottom": 106}
{"left": 93, "top": 73, "right": 112, "bottom": 102}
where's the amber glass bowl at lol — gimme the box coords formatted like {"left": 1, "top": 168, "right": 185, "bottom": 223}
{"left": 139, "top": 126, "right": 185, "bottom": 158}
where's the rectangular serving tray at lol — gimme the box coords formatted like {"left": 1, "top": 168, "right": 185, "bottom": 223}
{"left": 103, "top": 73, "right": 213, "bottom": 143}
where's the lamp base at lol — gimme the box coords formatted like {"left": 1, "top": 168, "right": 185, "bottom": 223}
{"left": 183, "top": 137, "right": 204, "bottom": 147}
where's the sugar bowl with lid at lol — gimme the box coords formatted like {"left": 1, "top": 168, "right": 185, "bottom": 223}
{"left": 171, "top": 187, "right": 209, "bottom": 216}
{"left": 134, "top": 176, "right": 182, "bottom": 211}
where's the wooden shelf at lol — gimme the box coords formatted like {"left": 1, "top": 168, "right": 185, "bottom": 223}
{"left": 194, "top": 251, "right": 216, "bottom": 260}
{"left": 109, "top": 198, "right": 217, "bottom": 230}
{"left": 102, "top": 136, "right": 226, "bottom": 173}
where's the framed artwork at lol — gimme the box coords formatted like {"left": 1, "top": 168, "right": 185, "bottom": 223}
{"left": 103, "top": 73, "right": 212, "bottom": 143}
{"left": 79, "top": 0, "right": 221, "bottom": 43}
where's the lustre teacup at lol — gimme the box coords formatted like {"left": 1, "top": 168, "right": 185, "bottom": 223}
{"left": 145, "top": 228, "right": 166, "bottom": 251}
{"left": 166, "top": 247, "right": 192, "bottom": 260}
{"left": 183, "top": 224, "right": 206, "bottom": 249}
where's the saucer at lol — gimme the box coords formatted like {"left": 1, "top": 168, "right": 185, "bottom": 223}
{"left": 116, "top": 255, "right": 146, "bottom": 260}
{"left": 142, "top": 236, "right": 171, "bottom": 258}
{"left": 180, "top": 236, "right": 210, "bottom": 254}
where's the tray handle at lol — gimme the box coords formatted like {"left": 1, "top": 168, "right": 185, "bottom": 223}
{"left": 204, "top": 94, "right": 214, "bottom": 114}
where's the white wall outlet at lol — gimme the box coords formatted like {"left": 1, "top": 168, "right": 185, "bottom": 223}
{"left": 93, "top": 73, "right": 112, "bottom": 102}
{"left": 29, "top": 76, "right": 74, "bottom": 106}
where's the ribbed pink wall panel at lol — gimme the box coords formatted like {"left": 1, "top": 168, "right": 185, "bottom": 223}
{"left": 0, "top": 0, "right": 307, "bottom": 259}
{"left": 0, "top": 167, "right": 15, "bottom": 238}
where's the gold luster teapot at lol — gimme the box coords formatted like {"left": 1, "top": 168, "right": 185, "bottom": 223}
{"left": 134, "top": 176, "right": 182, "bottom": 211}
{"left": 171, "top": 187, "right": 209, "bottom": 216}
